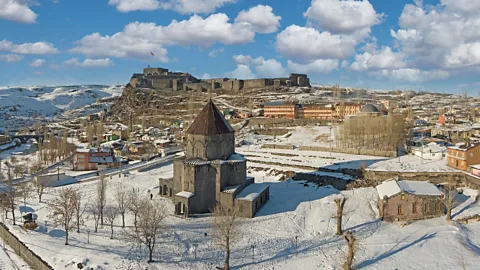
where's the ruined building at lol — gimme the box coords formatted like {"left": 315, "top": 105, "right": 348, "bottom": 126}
{"left": 159, "top": 100, "right": 270, "bottom": 218}
{"left": 129, "top": 67, "right": 310, "bottom": 92}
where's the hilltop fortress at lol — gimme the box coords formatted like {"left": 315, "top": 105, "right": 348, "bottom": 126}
{"left": 129, "top": 67, "right": 310, "bottom": 92}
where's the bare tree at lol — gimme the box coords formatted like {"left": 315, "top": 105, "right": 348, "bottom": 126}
{"left": 211, "top": 203, "right": 242, "bottom": 270}
{"left": 72, "top": 190, "right": 86, "bottom": 233}
{"left": 445, "top": 176, "right": 459, "bottom": 221}
{"left": 48, "top": 187, "right": 76, "bottom": 245}
{"left": 88, "top": 203, "right": 101, "bottom": 233}
{"left": 4, "top": 162, "right": 18, "bottom": 225}
{"left": 125, "top": 201, "right": 167, "bottom": 262}
{"left": 334, "top": 195, "right": 347, "bottom": 235}
{"left": 97, "top": 174, "right": 107, "bottom": 225}
{"left": 35, "top": 180, "right": 46, "bottom": 203}
{"left": 128, "top": 188, "right": 146, "bottom": 231}
{"left": 342, "top": 231, "right": 357, "bottom": 270}
{"left": 104, "top": 206, "right": 119, "bottom": 239}
{"left": 115, "top": 184, "right": 128, "bottom": 227}
{"left": 18, "top": 183, "right": 33, "bottom": 214}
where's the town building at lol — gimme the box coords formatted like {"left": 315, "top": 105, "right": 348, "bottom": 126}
{"left": 302, "top": 104, "right": 333, "bottom": 120}
{"left": 333, "top": 102, "right": 363, "bottom": 119}
{"left": 376, "top": 178, "right": 444, "bottom": 222}
{"left": 447, "top": 142, "right": 480, "bottom": 170}
{"left": 73, "top": 147, "right": 121, "bottom": 171}
{"left": 159, "top": 100, "right": 269, "bottom": 218}
{"left": 411, "top": 142, "right": 447, "bottom": 160}
{"left": 264, "top": 102, "right": 303, "bottom": 119}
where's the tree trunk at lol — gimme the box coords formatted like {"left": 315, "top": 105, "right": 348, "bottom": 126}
{"left": 134, "top": 213, "right": 137, "bottom": 231}
{"left": 121, "top": 213, "right": 125, "bottom": 228}
{"left": 100, "top": 212, "right": 103, "bottom": 225}
{"left": 11, "top": 204, "right": 15, "bottom": 225}
{"left": 336, "top": 212, "right": 343, "bottom": 235}
{"left": 148, "top": 246, "right": 153, "bottom": 263}
{"left": 65, "top": 229, "right": 69, "bottom": 245}
{"left": 343, "top": 231, "right": 355, "bottom": 270}
{"left": 446, "top": 205, "right": 452, "bottom": 221}
{"left": 77, "top": 217, "right": 80, "bottom": 233}
{"left": 110, "top": 225, "right": 113, "bottom": 239}
{"left": 224, "top": 237, "right": 230, "bottom": 270}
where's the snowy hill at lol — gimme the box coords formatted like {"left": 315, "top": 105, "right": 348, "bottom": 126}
{"left": 0, "top": 85, "right": 123, "bottom": 130}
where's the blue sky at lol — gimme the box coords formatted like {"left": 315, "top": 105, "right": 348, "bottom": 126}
{"left": 1, "top": 0, "right": 480, "bottom": 94}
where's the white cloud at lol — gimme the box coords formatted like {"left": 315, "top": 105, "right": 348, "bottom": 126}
{"left": 373, "top": 68, "right": 449, "bottom": 83}
{"left": 287, "top": 59, "right": 339, "bottom": 74}
{"left": 0, "top": 40, "right": 59, "bottom": 55}
{"left": 304, "top": 0, "right": 383, "bottom": 36}
{"left": 109, "top": 0, "right": 236, "bottom": 14}
{"left": 226, "top": 64, "right": 255, "bottom": 79}
{"left": 0, "top": 54, "right": 23, "bottom": 63}
{"left": 235, "top": 5, "right": 281, "bottom": 34}
{"left": 392, "top": 0, "right": 480, "bottom": 70}
{"left": 208, "top": 48, "right": 224, "bottom": 57}
{"left": 254, "top": 59, "right": 286, "bottom": 78}
{"left": 0, "top": 0, "right": 37, "bottom": 23}
{"left": 71, "top": 13, "right": 258, "bottom": 61}
{"left": 30, "top": 59, "right": 45, "bottom": 67}
{"left": 232, "top": 54, "right": 264, "bottom": 65}
{"left": 276, "top": 25, "right": 357, "bottom": 63}
{"left": 64, "top": 58, "right": 113, "bottom": 68}
{"left": 350, "top": 46, "right": 407, "bottom": 71}
{"left": 160, "top": 0, "right": 236, "bottom": 14}
{"left": 108, "top": 0, "right": 160, "bottom": 12}
{"left": 201, "top": 73, "right": 211, "bottom": 79}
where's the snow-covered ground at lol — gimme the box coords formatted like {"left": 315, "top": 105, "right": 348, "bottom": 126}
{"left": 366, "top": 154, "right": 455, "bottom": 172}
{"left": 0, "top": 85, "right": 123, "bottom": 130}
{"left": 238, "top": 145, "right": 386, "bottom": 171}
{"left": 2, "top": 163, "right": 479, "bottom": 269}
{"left": 0, "top": 244, "right": 31, "bottom": 270}
{"left": 240, "top": 126, "right": 337, "bottom": 148}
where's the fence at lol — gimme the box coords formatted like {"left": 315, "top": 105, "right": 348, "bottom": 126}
{"left": 0, "top": 223, "right": 54, "bottom": 270}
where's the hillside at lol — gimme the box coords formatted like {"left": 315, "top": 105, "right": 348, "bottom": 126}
{"left": 0, "top": 85, "right": 123, "bottom": 130}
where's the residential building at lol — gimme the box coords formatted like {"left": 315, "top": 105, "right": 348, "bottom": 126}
{"left": 376, "top": 178, "right": 444, "bottom": 222}
{"left": 447, "top": 143, "right": 480, "bottom": 170}
{"left": 411, "top": 142, "right": 447, "bottom": 160}
{"left": 264, "top": 102, "right": 302, "bottom": 119}
{"left": 159, "top": 100, "right": 269, "bottom": 218}
{"left": 333, "top": 102, "right": 362, "bottom": 119}
{"left": 302, "top": 104, "right": 333, "bottom": 120}
{"left": 73, "top": 147, "right": 121, "bottom": 171}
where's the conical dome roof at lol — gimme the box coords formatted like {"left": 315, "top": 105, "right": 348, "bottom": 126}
{"left": 186, "top": 99, "right": 235, "bottom": 136}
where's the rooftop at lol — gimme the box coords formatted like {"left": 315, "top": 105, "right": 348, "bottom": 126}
{"left": 235, "top": 183, "right": 269, "bottom": 201}
{"left": 360, "top": 104, "right": 380, "bottom": 113}
{"left": 376, "top": 179, "right": 443, "bottom": 199}
{"left": 186, "top": 99, "right": 235, "bottom": 136}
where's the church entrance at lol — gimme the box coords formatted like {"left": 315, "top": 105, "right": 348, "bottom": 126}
{"left": 175, "top": 201, "right": 188, "bottom": 217}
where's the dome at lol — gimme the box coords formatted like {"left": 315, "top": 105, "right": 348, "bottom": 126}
{"left": 360, "top": 104, "right": 379, "bottom": 113}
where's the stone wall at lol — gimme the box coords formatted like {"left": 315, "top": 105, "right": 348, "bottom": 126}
{"left": 152, "top": 79, "right": 172, "bottom": 89}
{"left": 299, "top": 146, "right": 397, "bottom": 158}
{"left": 0, "top": 223, "right": 54, "bottom": 270}
{"left": 249, "top": 118, "right": 329, "bottom": 128}
{"left": 292, "top": 173, "right": 348, "bottom": 189}
{"left": 261, "top": 144, "right": 295, "bottom": 150}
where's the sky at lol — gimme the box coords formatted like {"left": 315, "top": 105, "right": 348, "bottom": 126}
{"left": 1, "top": 0, "right": 480, "bottom": 94}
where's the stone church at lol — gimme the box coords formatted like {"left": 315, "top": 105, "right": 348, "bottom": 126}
{"left": 159, "top": 100, "right": 269, "bottom": 218}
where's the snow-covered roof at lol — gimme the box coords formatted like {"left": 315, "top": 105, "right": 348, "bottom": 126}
{"left": 89, "top": 156, "right": 116, "bottom": 163}
{"left": 176, "top": 191, "right": 195, "bottom": 199}
{"left": 222, "top": 185, "right": 241, "bottom": 194}
{"left": 235, "top": 183, "right": 269, "bottom": 201}
{"left": 228, "top": 153, "right": 246, "bottom": 161}
{"left": 376, "top": 178, "right": 443, "bottom": 198}
{"left": 376, "top": 179, "right": 402, "bottom": 198}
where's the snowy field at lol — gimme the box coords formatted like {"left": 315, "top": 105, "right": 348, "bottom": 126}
{"left": 366, "top": 154, "right": 455, "bottom": 172}
{"left": 238, "top": 145, "right": 386, "bottom": 171}
{"left": 241, "top": 126, "right": 337, "bottom": 148}
{"left": 1, "top": 163, "right": 479, "bottom": 269}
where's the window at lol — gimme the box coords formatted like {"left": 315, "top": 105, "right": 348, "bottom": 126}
{"left": 401, "top": 195, "right": 405, "bottom": 200}
{"left": 412, "top": 203, "right": 417, "bottom": 213}
{"left": 398, "top": 205, "right": 403, "bottom": 215}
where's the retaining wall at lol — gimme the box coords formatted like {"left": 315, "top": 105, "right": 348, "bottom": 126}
{"left": 261, "top": 144, "right": 295, "bottom": 150}
{"left": 0, "top": 223, "right": 53, "bottom": 270}
{"left": 299, "top": 146, "right": 397, "bottom": 158}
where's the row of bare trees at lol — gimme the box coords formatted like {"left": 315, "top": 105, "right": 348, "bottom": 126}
{"left": 37, "top": 132, "right": 76, "bottom": 167}
{"left": 337, "top": 110, "right": 408, "bottom": 152}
